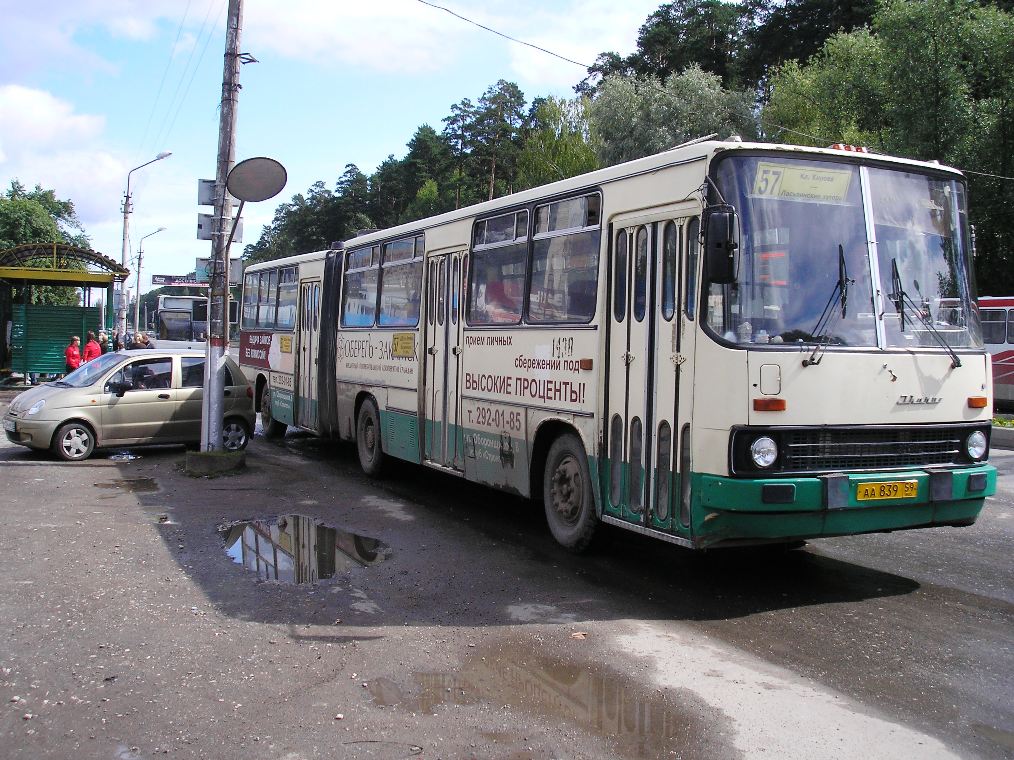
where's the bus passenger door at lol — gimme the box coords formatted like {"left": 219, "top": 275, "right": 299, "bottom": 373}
{"left": 605, "top": 211, "right": 695, "bottom": 533}
{"left": 296, "top": 280, "right": 320, "bottom": 431}
{"left": 424, "top": 253, "right": 464, "bottom": 470}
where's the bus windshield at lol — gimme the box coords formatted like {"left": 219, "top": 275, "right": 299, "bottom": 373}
{"left": 707, "top": 155, "right": 981, "bottom": 349}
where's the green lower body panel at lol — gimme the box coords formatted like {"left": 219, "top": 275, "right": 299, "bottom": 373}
{"left": 692, "top": 465, "right": 996, "bottom": 547}
{"left": 381, "top": 409, "right": 421, "bottom": 464}
{"left": 271, "top": 388, "right": 294, "bottom": 426}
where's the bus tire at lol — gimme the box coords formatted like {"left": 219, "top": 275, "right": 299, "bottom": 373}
{"left": 543, "top": 433, "right": 597, "bottom": 552}
{"left": 356, "top": 398, "right": 385, "bottom": 477}
{"left": 260, "top": 386, "right": 287, "bottom": 439}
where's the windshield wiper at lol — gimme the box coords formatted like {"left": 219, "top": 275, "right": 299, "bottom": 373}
{"left": 887, "top": 258, "right": 962, "bottom": 368}
{"left": 803, "top": 244, "right": 852, "bottom": 367}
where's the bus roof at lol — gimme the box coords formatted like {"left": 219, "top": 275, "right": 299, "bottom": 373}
{"left": 242, "top": 248, "right": 330, "bottom": 274}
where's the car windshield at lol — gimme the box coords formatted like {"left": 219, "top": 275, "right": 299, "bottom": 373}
{"left": 57, "top": 353, "right": 124, "bottom": 387}
{"left": 706, "top": 155, "right": 981, "bottom": 350}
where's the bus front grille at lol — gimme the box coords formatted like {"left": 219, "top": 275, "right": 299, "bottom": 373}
{"left": 781, "top": 428, "right": 965, "bottom": 471}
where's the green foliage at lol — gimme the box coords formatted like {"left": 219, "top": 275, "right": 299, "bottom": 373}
{"left": 0, "top": 181, "right": 89, "bottom": 305}
{"left": 516, "top": 97, "right": 599, "bottom": 190}
{"left": 588, "top": 67, "right": 757, "bottom": 166}
{"left": 762, "top": 0, "right": 1014, "bottom": 293}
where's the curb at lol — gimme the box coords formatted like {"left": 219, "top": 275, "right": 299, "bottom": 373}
{"left": 991, "top": 425, "right": 1014, "bottom": 451}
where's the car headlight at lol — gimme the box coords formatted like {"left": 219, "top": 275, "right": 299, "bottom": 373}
{"left": 966, "top": 430, "right": 987, "bottom": 460}
{"left": 26, "top": 399, "right": 46, "bottom": 416}
{"left": 750, "top": 436, "right": 778, "bottom": 468}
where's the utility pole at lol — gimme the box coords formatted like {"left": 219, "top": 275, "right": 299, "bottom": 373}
{"left": 202, "top": 0, "right": 243, "bottom": 451}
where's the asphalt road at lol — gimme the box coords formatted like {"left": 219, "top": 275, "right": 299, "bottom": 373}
{"left": 0, "top": 395, "right": 1011, "bottom": 759}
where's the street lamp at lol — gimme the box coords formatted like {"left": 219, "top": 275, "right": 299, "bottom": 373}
{"left": 119, "top": 151, "right": 171, "bottom": 339}
{"left": 133, "top": 227, "right": 166, "bottom": 336}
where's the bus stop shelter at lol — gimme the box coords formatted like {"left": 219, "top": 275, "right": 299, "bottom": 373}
{"left": 0, "top": 243, "right": 129, "bottom": 381}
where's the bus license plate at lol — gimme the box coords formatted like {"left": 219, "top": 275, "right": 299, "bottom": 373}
{"left": 856, "top": 480, "right": 917, "bottom": 501}
{"left": 3, "top": 418, "right": 15, "bottom": 432}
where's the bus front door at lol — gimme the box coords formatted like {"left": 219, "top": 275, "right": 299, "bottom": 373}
{"left": 424, "top": 253, "right": 464, "bottom": 470}
{"left": 296, "top": 280, "right": 320, "bottom": 431}
{"left": 605, "top": 213, "right": 694, "bottom": 535}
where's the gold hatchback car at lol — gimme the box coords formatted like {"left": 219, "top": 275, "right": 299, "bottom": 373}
{"left": 3, "top": 349, "right": 255, "bottom": 461}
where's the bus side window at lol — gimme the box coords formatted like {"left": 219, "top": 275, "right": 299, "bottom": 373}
{"left": 685, "top": 217, "right": 700, "bottom": 320}
{"left": 981, "top": 308, "right": 1006, "bottom": 344}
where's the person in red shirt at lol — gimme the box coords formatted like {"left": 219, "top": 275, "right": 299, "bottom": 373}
{"left": 64, "top": 336, "right": 82, "bottom": 374}
{"left": 82, "top": 331, "right": 102, "bottom": 363}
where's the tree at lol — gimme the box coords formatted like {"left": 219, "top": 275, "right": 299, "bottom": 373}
{"left": 761, "top": 28, "right": 886, "bottom": 148}
{"left": 472, "top": 80, "right": 527, "bottom": 199}
{"left": 633, "top": 0, "right": 742, "bottom": 85}
{"left": 516, "top": 97, "right": 599, "bottom": 190}
{"left": 0, "top": 181, "right": 88, "bottom": 305}
{"left": 761, "top": 0, "right": 1014, "bottom": 293}
{"left": 588, "top": 67, "right": 757, "bottom": 166}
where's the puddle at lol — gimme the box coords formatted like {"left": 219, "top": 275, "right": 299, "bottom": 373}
{"left": 221, "top": 515, "right": 390, "bottom": 584}
{"left": 95, "top": 478, "right": 159, "bottom": 493}
{"left": 368, "top": 644, "right": 725, "bottom": 759}
{"left": 109, "top": 451, "right": 141, "bottom": 461}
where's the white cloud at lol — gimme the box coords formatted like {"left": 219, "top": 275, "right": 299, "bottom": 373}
{"left": 0, "top": 86, "right": 105, "bottom": 153}
{"left": 245, "top": 0, "right": 467, "bottom": 73}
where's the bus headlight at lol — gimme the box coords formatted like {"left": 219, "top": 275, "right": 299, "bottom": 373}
{"left": 750, "top": 436, "right": 778, "bottom": 468}
{"left": 966, "top": 430, "right": 987, "bottom": 460}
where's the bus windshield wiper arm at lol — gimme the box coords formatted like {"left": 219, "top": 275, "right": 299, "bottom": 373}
{"left": 803, "top": 244, "right": 852, "bottom": 367}
{"left": 887, "top": 258, "right": 962, "bottom": 369}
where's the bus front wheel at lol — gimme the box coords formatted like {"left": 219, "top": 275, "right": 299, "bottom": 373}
{"left": 260, "top": 386, "right": 287, "bottom": 439}
{"left": 543, "top": 433, "right": 597, "bottom": 552}
{"left": 356, "top": 398, "right": 386, "bottom": 477}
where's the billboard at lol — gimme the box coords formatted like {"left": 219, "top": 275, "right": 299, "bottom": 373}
{"left": 151, "top": 274, "right": 209, "bottom": 288}
{"left": 195, "top": 257, "right": 243, "bottom": 285}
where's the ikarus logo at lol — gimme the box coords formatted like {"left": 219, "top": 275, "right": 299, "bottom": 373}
{"left": 897, "top": 395, "right": 942, "bottom": 405}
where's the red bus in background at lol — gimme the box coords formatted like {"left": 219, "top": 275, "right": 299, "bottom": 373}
{"left": 979, "top": 296, "right": 1014, "bottom": 409}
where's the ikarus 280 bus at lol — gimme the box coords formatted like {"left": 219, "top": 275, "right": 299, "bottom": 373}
{"left": 239, "top": 138, "right": 996, "bottom": 551}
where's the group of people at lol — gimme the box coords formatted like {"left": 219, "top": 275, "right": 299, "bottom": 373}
{"left": 63, "top": 330, "right": 152, "bottom": 374}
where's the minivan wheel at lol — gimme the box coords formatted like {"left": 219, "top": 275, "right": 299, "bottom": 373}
{"left": 52, "top": 421, "right": 96, "bottom": 462}
{"left": 222, "top": 419, "right": 251, "bottom": 451}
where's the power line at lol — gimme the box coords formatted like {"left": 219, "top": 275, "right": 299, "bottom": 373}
{"left": 415, "top": 0, "right": 589, "bottom": 69}
{"left": 136, "top": 0, "right": 194, "bottom": 162}
{"left": 151, "top": 0, "right": 225, "bottom": 152}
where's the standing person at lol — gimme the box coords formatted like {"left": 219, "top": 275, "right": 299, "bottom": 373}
{"left": 82, "top": 331, "right": 101, "bottom": 363}
{"left": 64, "top": 336, "right": 81, "bottom": 375}
{"left": 98, "top": 331, "right": 109, "bottom": 354}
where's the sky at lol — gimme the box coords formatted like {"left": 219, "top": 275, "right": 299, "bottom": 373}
{"left": 0, "top": 0, "right": 660, "bottom": 298}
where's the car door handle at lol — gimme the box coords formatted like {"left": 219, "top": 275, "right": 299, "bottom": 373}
{"left": 157, "top": 393, "right": 171, "bottom": 400}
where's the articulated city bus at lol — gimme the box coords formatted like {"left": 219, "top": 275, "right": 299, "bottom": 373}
{"left": 240, "top": 138, "right": 996, "bottom": 551}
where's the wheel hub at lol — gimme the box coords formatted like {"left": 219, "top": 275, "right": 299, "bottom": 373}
{"left": 550, "top": 455, "right": 582, "bottom": 523}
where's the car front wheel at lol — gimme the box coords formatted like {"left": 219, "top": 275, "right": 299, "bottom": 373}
{"left": 222, "top": 418, "right": 251, "bottom": 451}
{"left": 52, "top": 421, "right": 96, "bottom": 461}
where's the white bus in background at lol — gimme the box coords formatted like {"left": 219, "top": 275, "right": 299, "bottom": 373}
{"left": 154, "top": 294, "right": 239, "bottom": 348}
{"left": 240, "top": 138, "right": 996, "bottom": 552}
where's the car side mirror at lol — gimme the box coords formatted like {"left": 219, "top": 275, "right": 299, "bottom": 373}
{"left": 704, "top": 205, "right": 740, "bottom": 285}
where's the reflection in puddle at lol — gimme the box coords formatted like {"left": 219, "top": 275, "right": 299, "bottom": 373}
{"left": 95, "top": 478, "right": 159, "bottom": 493}
{"left": 221, "top": 515, "right": 389, "bottom": 584}
{"left": 369, "top": 647, "right": 720, "bottom": 759}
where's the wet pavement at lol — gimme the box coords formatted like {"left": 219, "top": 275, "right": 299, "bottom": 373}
{"left": 0, "top": 387, "right": 1012, "bottom": 759}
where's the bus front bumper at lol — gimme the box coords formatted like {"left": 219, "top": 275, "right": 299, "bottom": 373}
{"left": 692, "top": 464, "right": 996, "bottom": 547}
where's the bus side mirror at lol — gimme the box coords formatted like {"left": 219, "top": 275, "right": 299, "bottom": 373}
{"left": 705, "top": 206, "right": 739, "bottom": 284}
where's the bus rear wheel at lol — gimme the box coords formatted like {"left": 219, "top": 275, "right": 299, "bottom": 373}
{"left": 543, "top": 433, "right": 597, "bottom": 552}
{"left": 356, "top": 398, "right": 386, "bottom": 477}
{"left": 260, "top": 386, "right": 287, "bottom": 439}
